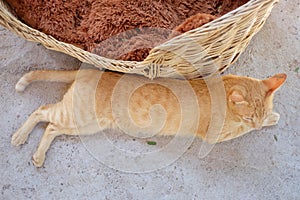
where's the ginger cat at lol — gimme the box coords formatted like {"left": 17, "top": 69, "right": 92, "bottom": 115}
{"left": 11, "top": 69, "right": 286, "bottom": 167}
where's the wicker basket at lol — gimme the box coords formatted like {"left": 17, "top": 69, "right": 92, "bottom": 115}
{"left": 0, "top": 0, "right": 278, "bottom": 79}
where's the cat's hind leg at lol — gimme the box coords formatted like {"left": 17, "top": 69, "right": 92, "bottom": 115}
{"left": 11, "top": 104, "right": 53, "bottom": 146}
{"left": 15, "top": 70, "right": 77, "bottom": 92}
{"left": 32, "top": 123, "right": 62, "bottom": 167}
{"left": 31, "top": 122, "right": 108, "bottom": 167}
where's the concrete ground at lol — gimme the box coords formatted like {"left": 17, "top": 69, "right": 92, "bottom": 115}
{"left": 0, "top": 0, "right": 299, "bottom": 199}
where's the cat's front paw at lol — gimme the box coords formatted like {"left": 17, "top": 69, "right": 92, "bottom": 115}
{"left": 263, "top": 112, "right": 280, "bottom": 127}
{"left": 32, "top": 152, "right": 45, "bottom": 167}
{"left": 11, "top": 131, "right": 28, "bottom": 146}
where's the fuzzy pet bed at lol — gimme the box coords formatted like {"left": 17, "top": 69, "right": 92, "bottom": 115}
{"left": 5, "top": 0, "right": 249, "bottom": 61}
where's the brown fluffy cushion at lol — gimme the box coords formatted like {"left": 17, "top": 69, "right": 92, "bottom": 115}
{"left": 5, "top": 0, "right": 249, "bottom": 61}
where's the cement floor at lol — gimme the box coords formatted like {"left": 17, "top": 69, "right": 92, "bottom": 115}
{"left": 0, "top": 0, "right": 299, "bottom": 199}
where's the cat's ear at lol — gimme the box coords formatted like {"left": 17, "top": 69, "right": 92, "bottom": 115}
{"left": 229, "top": 90, "right": 248, "bottom": 105}
{"left": 262, "top": 73, "right": 287, "bottom": 96}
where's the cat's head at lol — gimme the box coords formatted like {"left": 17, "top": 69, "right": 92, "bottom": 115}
{"left": 227, "top": 73, "right": 287, "bottom": 130}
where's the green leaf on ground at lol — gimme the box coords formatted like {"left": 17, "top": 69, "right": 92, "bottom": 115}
{"left": 295, "top": 67, "right": 299, "bottom": 73}
{"left": 146, "top": 141, "right": 157, "bottom": 145}
{"left": 273, "top": 135, "right": 278, "bottom": 142}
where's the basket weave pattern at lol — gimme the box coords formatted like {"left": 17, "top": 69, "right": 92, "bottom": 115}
{"left": 0, "top": 0, "right": 278, "bottom": 79}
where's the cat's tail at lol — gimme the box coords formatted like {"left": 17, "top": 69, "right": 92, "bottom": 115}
{"left": 15, "top": 70, "right": 78, "bottom": 92}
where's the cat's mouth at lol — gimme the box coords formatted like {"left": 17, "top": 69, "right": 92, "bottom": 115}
{"left": 254, "top": 123, "right": 263, "bottom": 130}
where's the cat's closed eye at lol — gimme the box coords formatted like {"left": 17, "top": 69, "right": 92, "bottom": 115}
{"left": 242, "top": 116, "right": 253, "bottom": 122}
